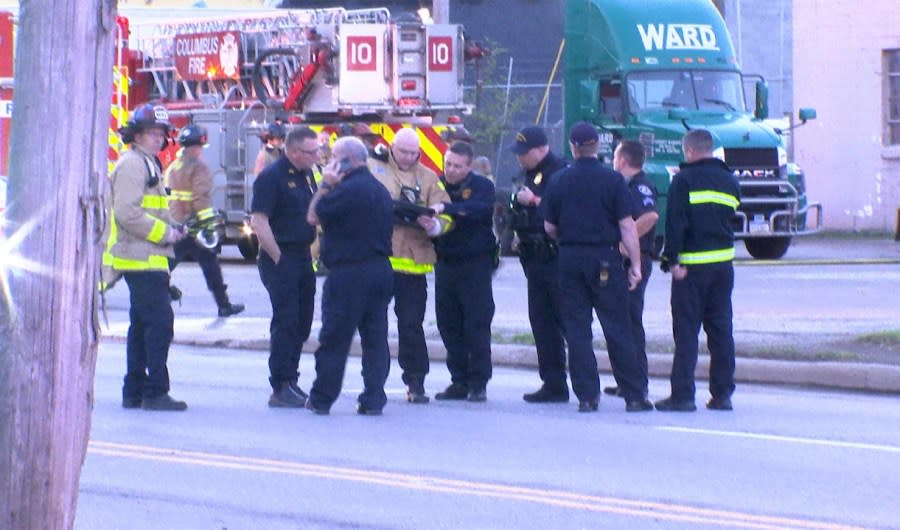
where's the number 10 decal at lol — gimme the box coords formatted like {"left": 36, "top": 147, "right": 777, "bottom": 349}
{"left": 428, "top": 36, "right": 453, "bottom": 72}
{"left": 347, "top": 36, "right": 377, "bottom": 71}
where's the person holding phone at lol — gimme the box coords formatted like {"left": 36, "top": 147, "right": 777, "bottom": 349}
{"left": 250, "top": 127, "right": 321, "bottom": 409}
{"left": 305, "top": 137, "right": 394, "bottom": 415}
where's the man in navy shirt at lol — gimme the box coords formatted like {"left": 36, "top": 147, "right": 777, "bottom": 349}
{"left": 251, "top": 127, "right": 320, "bottom": 408}
{"left": 429, "top": 141, "right": 497, "bottom": 402}
{"left": 542, "top": 122, "right": 653, "bottom": 414}
{"left": 305, "top": 137, "right": 394, "bottom": 415}
{"left": 604, "top": 140, "right": 659, "bottom": 398}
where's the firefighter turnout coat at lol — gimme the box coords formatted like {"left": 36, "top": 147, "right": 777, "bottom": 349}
{"left": 166, "top": 151, "right": 215, "bottom": 225}
{"left": 369, "top": 155, "right": 452, "bottom": 274}
{"left": 103, "top": 146, "right": 177, "bottom": 280}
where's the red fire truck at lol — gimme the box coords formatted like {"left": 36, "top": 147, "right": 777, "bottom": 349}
{"left": 0, "top": 7, "right": 478, "bottom": 257}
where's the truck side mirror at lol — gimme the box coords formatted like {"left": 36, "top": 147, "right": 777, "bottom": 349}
{"left": 798, "top": 108, "right": 816, "bottom": 123}
{"left": 755, "top": 80, "right": 769, "bottom": 120}
{"left": 579, "top": 79, "right": 598, "bottom": 119}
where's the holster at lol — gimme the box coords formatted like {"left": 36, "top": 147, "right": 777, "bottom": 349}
{"left": 517, "top": 233, "right": 557, "bottom": 261}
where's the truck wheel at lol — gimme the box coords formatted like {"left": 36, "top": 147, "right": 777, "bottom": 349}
{"left": 744, "top": 237, "right": 791, "bottom": 260}
{"left": 237, "top": 235, "right": 259, "bottom": 261}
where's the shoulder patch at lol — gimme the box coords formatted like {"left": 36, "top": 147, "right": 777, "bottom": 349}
{"left": 637, "top": 184, "right": 653, "bottom": 196}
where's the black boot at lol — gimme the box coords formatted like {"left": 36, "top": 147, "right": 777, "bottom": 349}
{"left": 213, "top": 285, "right": 245, "bottom": 317}
{"left": 406, "top": 377, "right": 430, "bottom": 404}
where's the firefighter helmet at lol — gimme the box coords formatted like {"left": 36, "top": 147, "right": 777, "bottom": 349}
{"left": 267, "top": 123, "right": 286, "bottom": 140}
{"left": 177, "top": 124, "right": 208, "bottom": 147}
{"left": 127, "top": 103, "right": 171, "bottom": 133}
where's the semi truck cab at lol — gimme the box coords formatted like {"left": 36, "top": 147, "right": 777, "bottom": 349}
{"left": 565, "top": 0, "right": 822, "bottom": 259}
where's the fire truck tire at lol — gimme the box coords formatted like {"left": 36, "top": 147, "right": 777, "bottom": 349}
{"left": 744, "top": 237, "right": 791, "bottom": 260}
{"left": 237, "top": 235, "right": 259, "bottom": 262}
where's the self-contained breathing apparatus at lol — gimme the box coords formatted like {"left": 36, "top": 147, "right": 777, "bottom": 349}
{"left": 179, "top": 212, "right": 226, "bottom": 250}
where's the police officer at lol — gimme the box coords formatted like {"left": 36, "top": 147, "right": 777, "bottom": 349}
{"left": 105, "top": 103, "right": 187, "bottom": 411}
{"left": 250, "top": 127, "right": 320, "bottom": 408}
{"left": 254, "top": 122, "right": 287, "bottom": 176}
{"left": 604, "top": 140, "right": 658, "bottom": 397}
{"left": 655, "top": 129, "right": 740, "bottom": 412}
{"left": 510, "top": 125, "right": 570, "bottom": 403}
{"left": 430, "top": 141, "right": 497, "bottom": 402}
{"left": 166, "top": 124, "right": 244, "bottom": 317}
{"left": 305, "top": 136, "right": 394, "bottom": 415}
{"left": 542, "top": 122, "right": 653, "bottom": 413}
{"left": 369, "top": 127, "right": 452, "bottom": 404}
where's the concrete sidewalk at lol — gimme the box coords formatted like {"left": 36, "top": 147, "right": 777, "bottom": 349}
{"left": 102, "top": 316, "right": 900, "bottom": 394}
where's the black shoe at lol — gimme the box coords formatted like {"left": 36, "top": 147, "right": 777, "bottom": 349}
{"left": 305, "top": 400, "right": 330, "bottom": 415}
{"left": 523, "top": 386, "right": 569, "bottom": 403}
{"left": 467, "top": 388, "right": 487, "bottom": 402}
{"left": 218, "top": 303, "right": 245, "bottom": 317}
{"left": 654, "top": 396, "right": 697, "bottom": 412}
{"left": 141, "top": 394, "right": 188, "bottom": 411}
{"left": 268, "top": 384, "right": 307, "bottom": 408}
{"left": 603, "top": 386, "right": 623, "bottom": 397}
{"left": 578, "top": 400, "right": 599, "bottom": 412}
{"left": 706, "top": 396, "right": 733, "bottom": 411}
{"left": 406, "top": 380, "right": 430, "bottom": 404}
{"left": 122, "top": 397, "right": 142, "bottom": 409}
{"left": 356, "top": 403, "right": 383, "bottom": 416}
{"left": 625, "top": 398, "right": 654, "bottom": 412}
{"left": 435, "top": 383, "right": 469, "bottom": 401}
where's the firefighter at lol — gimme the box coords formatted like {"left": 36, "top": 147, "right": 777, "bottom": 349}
{"left": 253, "top": 122, "right": 287, "bottom": 176}
{"left": 509, "top": 125, "right": 571, "bottom": 404}
{"left": 369, "top": 127, "right": 453, "bottom": 404}
{"left": 250, "top": 127, "right": 320, "bottom": 408}
{"left": 541, "top": 122, "right": 653, "bottom": 413}
{"left": 105, "top": 103, "right": 188, "bottom": 411}
{"left": 166, "top": 123, "right": 244, "bottom": 317}
{"left": 431, "top": 141, "right": 497, "bottom": 402}
{"left": 655, "top": 129, "right": 741, "bottom": 412}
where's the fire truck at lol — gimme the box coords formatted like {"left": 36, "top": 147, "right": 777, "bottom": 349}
{"left": 0, "top": 7, "right": 478, "bottom": 258}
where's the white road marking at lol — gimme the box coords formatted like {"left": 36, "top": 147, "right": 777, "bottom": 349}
{"left": 658, "top": 426, "right": 900, "bottom": 454}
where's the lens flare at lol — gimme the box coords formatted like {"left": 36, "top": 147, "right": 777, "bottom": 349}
{"left": 0, "top": 207, "right": 58, "bottom": 316}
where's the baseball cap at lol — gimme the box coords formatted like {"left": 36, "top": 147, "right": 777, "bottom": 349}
{"left": 569, "top": 122, "right": 599, "bottom": 147}
{"left": 510, "top": 125, "right": 548, "bottom": 154}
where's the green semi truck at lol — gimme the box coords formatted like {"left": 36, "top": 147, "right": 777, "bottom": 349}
{"left": 564, "top": 0, "right": 821, "bottom": 259}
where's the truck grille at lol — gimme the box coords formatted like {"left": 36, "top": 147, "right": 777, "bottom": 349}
{"left": 724, "top": 148, "right": 778, "bottom": 169}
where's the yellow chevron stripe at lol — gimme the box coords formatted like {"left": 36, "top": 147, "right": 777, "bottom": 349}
{"left": 416, "top": 129, "right": 443, "bottom": 172}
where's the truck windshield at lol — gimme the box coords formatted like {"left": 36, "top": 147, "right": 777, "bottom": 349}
{"left": 626, "top": 71, "right": 745, "bottom": 112}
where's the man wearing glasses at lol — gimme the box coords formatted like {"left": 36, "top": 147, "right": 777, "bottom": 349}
{"left": 251, "top": 127, "right": 322, "bottom": 408}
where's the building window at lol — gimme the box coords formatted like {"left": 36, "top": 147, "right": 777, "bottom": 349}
{"left": 887, "top": 49, "right": 900, "bottom": 145}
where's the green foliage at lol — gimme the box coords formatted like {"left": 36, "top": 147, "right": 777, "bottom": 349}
{"left": 464, "top": 42, "right": 531, "bottom": 156}
{"left": 855, "top": 330, "right": 900, "bottom": 347}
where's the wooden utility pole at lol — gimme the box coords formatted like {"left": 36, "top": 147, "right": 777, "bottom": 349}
{"left": 0, "top": 1, "right": 116, "bottom": 529}
{"left": 433, "top": 0, "right": 450, "bottom": 24}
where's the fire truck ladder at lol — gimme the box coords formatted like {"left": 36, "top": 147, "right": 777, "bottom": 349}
{"left": 129, "top": 8, "right": 390, "bottom": 111}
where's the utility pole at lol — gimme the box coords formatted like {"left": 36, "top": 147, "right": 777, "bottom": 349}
{"left": 0, "top": 1, "right": 114, "bottom": 529}
{"left": 433, "top": 0, "right": 450, "bottom": 24}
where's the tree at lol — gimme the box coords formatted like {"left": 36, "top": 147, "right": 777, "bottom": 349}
{"left": 0, "top": 1, "right": 116, "bottom": 528}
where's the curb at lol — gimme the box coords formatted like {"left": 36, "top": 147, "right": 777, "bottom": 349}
{"left": 102, "top": 333, "right": 900, "bottom": 395}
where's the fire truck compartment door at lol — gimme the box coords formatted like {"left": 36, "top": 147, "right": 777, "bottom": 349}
{"left": 339, "top": 24, "right": 389, "bottom": 105}
{"left": 425, "top": 25, "right": 462, "bottom": 106}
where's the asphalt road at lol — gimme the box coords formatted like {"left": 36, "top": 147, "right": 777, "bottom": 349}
{"left": 104, "top": 236, "right": 900, "bottom": 364}
{"left": 76, "top": 343, "right": 900, "bottom": 530}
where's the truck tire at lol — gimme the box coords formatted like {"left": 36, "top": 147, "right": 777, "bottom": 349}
{"left": 237, "top": 235, "right": 259, "bottom": 262}
{"left": 744, "top": 237, "right": 791, "bottom": 260}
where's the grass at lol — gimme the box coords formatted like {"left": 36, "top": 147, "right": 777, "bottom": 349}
{"left": 491, "top": 331, "right": 535, "bottom": 346}
{"left": 855, "top": 330, "right": 900, "bottom": 347}
{"left": 807, "top": 230, "right": 895, "bottom": 240}
{"left": 739, "top": 346, "right": 858, "bottom": 362}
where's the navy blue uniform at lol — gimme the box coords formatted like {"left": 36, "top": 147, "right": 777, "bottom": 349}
{"left": 618, "top": 171, "right": 658, "bottom": 389}
{"left": 512, "top": 151, "right": 570, "bottom": 393}
{"left": 542, "top": 157, "right": 647, "bottom": 403}
{"left": 251, "top": 156, "right": 317, "bottom": 392}
{"left": 663, "top": 158, "right": 740, "bottom": 403}
{"left": 308, "top": 166, "right": 394, "bottom": 413}
{"left": 434, "top": 172, "right": 497, "bottom": 393}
